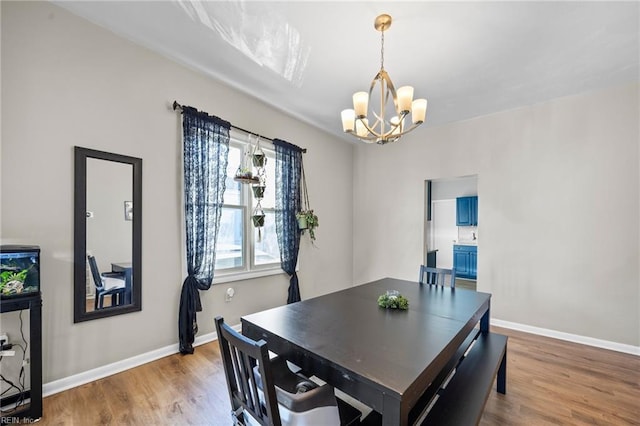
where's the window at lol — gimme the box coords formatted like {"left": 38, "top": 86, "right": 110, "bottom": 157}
{"left": 214, "top": 133, "right": 281, "bottom": 281}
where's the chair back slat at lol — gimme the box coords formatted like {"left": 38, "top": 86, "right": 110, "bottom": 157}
{"left": 419, "top": 265, "right": 456, "bottom": 288}
{"left": 215, "top": 316, "right": 281, "bottom": 426}
{"left": 87, "top": 255, "right": 105, "bottom": 291}
{"left": 229, "top": 345, "right": 255, "bottom": 414}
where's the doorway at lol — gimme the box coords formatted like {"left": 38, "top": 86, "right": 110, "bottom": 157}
{"left": 424, "top": 175, "right": 478, "bottom": 289}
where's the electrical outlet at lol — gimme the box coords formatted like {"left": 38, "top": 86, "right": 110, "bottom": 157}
{"left": 225, "top": 287, "right": 235, "bottom": 302}
{"left": 0, "top": 333, "right": 8, "bottom": 346}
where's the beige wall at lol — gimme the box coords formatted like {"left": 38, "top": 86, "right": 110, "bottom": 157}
{"left": 354, "top": 84, "right": 640, "bottom": 347}
{"left": 1, "top": 1, "right": 353, "bottom": 383}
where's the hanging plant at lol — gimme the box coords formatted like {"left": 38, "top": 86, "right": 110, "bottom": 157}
{"left": 296, "top": 210, "right": 318, "bottom": 240}
{"left": 234, "top": 149, "right": 259, "bottom": 184}
{"left": 250, "top": 135, "right": 268, "bottom": 242}
{"left": 234, "top": 135, "right": 261, "bottom": 184}
{"left": 252, "top": 185, "right": 266, "bottom": 199}
{"left": 252, "top": 139, "right": 267, "bottom": 167}
{"left": 252, "top": 205, "right": 265, "bottom": 242}
{"left": 297, "top": 212, "right": 308, "bottom": 230}
{"left": 252, "top": 212, "right": 265, "bottom": 228}
{"left": 298, "top": 160, "right": 318, "bottom": 242}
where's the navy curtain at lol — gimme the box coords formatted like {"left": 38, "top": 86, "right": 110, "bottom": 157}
{"left": 273, "top": 139, "right": 303, "bottom": 304}
{"left": 179, "top": 106, "right": 230, "bottom": 354}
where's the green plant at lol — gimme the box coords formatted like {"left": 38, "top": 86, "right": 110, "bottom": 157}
{"left": 1, "top": 269, "right": 28, "bottom": 285}
{"left": 298, "top": 159, "right": 319, "bottom": 242}
{"left": 377, "top": 292, "right": 409, "bottom": 310}
{"left": 0, "top": 268, "right": 29, "bottom": 295}
{"left": 297, "top": 210, "right": 318, "bottom": 241}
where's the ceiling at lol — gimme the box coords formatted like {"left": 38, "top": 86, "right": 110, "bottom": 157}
{"left": 52, "top": 1, "right": 639, "bottom": 144}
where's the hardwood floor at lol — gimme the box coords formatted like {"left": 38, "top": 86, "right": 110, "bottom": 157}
{"left": 454, "top": 278, "right": 476, "bottom": 291}
{"left": 481, "top": 327, "right": 640, "bottom": 426}
{"left": 35, "top": 326, "right": 639, "bottom": 425}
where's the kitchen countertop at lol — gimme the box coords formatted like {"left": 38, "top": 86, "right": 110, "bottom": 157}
{"left": 454, "top": 241, "right": 478, "bottom": 246}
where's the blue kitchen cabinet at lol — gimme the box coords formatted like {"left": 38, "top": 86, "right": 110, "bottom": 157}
{"left": 456, "top": 196, "right": 478, "bottom": 226}
{"left": 453, "top": 245, "right": 477, "bottom": 279}
{"left": 469, "top": 250, "right": 477, "bottom": 278}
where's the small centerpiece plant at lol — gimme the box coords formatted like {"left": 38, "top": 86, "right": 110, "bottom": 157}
{"left": 377, "top": 290, "right": 409, "bottom": 310}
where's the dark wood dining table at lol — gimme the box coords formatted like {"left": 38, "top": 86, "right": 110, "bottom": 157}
{"left": 241, "top": 277, "right": 491, "bottom": 425}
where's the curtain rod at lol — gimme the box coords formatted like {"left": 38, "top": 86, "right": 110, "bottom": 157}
{"left": 172, "top": 101, "right": 307, "bottom": 153}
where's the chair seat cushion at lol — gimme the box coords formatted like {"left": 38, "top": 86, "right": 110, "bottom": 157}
{"left": 254, "top": 357, "right": 337, "bottom": 413}
{"left": 102, "top": 276, "right": 125, "bottom": 290}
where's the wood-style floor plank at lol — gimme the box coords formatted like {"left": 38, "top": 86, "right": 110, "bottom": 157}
{"left": 33, "top": 326, "right": 639, "bottom": 425}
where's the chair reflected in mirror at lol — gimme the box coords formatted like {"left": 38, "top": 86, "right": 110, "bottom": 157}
{"left": 419, "top": 265, "right": 456, "bottom": 288}
{"left": 87, "top": 255, "right": 126, "bottom": 310}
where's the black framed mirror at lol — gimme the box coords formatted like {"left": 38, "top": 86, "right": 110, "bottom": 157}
{"left": 74, "top": 147, "right": 142, "bottom": 323}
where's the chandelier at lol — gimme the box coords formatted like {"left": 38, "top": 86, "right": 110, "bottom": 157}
{"left": 341, "top": 14, "right": 427, "bottom": 145}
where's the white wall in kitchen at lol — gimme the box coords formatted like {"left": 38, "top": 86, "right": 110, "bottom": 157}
{"left": 431, "top": 200, "right": 457, "bottom": 268}
{"left": 431, "top": 175, "right": 477, "bottom": 200}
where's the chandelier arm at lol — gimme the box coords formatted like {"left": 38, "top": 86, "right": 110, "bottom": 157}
{"left": 357, "top": 117, "right": 382, "bottom": 139}
{"left": 366, "top": 70, "right": 399, "bottom": 136}
{"left": 356, "top": 104, "right": 415, "bottom": 141}
{"left": 382, "top": 120, "right": 423, "bottom": 142}
{"left": 349, "top": 132, "right": 382, "bottom": 143}
{"left": 357, "top": 109, "right": 409, "bottom": 142}
{"left": 378, "top": 70, "right": 399, "bottom": 114}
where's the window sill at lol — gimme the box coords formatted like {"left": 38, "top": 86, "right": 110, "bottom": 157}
{"left": 213, "top": 267, "right": 285, "bottom": 285}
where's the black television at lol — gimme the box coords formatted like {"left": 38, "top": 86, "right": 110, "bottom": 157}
{"left": 0, "top": 245, "right": 40, "bottom": 299}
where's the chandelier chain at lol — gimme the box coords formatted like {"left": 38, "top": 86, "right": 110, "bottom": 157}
{"left": 380, "top": 30, "right": 385, "bottom": 70}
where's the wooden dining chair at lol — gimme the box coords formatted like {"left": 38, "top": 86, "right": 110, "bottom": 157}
{"left": 215, "top": 316, "right": 361, "bottom": 426}
{"left": 419, "top": 265, "right": 456, "bottom": 288}
{"left": 87, "top": 255, "right": 126, "bottom": 310}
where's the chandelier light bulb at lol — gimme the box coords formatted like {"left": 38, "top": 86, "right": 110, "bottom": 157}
{"left": 353, "top": 92, "right": 369, "bottom": 118}
{"left": 412, "top": 99, "right": 427, "bottom": 124}
{"left": 397, "top": 86, "right": 414, "bottom": 114}
{"left": 341, "top": 109, "right": 356, "bottom": 132}
{"left": 356, "top": 118, "right": 370, "bottom": 137}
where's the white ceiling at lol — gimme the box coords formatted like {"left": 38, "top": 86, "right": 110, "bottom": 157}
{"left": 53, "top": 1, "right": 639, "bottom": 143}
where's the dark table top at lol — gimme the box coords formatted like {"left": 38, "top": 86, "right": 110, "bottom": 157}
{"left": 242, "top": 278, "right": 491, "bottom": 402}
{"left": 111, "top": 262, "right": 132, "bottom": 271}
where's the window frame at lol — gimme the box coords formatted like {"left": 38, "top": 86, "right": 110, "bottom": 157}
{"left": 213, "top": 133, "right": 282, "bottom": 283}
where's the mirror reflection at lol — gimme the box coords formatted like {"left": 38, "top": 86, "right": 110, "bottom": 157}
{"left": 86, "top": 158, "right": 133, "bottom": 312}
{"left": 74, "top": 147, "right": 142, "bottom": 323}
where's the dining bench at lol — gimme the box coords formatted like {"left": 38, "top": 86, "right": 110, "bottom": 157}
{"left": 420, "top": 331, "right": 508, "bottom": 425}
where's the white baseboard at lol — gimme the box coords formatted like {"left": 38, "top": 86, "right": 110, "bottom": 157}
{"left": 491, "top": 319, "right": 640, "bottom": 356}
{"left": 42, "top": 323, "right": 241, "bottom": 397}
{"left": 43, "top": 320, "right": 638, "bottom": 398}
